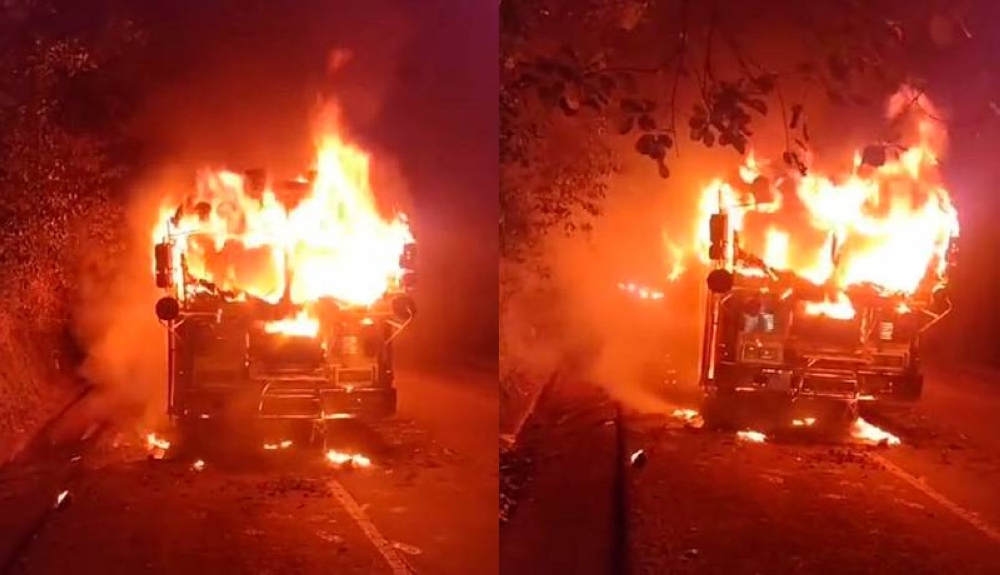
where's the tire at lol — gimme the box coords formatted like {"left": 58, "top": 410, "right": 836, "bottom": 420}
{"left": 894, "top": 373, "right": 924, "bottom": 401}
{"left": 701, "top": 393, "right": 739, "bottom": 431}
{"left": 701, "top": 396, "right": 736, "bottom": 431}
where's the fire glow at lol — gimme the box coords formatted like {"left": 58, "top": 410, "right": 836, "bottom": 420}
{"left": 851, "top": 417, "right": 901, "bottom": 446}
{"left": 737, "top": 430, "right": 767, "bottom": 443}
{"left": 153, "top": 103, "right": 413, "bottom": 335}
{"left": 325, "top": 450, "right": 372, "bottom": 468}
{"left": 145, "top": 432, "right": 171, "bottom": 461}
{"left": 691, "top": 87, "right": 957, "bottom": 317}
{"left": 672, "top": 408, "right": 700, "bottom": 421}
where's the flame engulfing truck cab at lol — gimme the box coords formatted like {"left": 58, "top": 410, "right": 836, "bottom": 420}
{"left": 700, "top": 180, "right": 957, "bottom": 425}
{"left": 695, "top": 88, "right": 959, "bottom": 428}
{"left": 699, "top": 206, "right": 956, "bottom": 419}
{"left": 152, "top": 147, "right": 415, "bottom": 423}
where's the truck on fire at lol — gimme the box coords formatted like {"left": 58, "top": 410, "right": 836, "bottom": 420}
{"left": 152, "top": 165, "right": 416, "bottom": 428}
{"left": 695, "top": 142, "right": 959, "bottom": 429}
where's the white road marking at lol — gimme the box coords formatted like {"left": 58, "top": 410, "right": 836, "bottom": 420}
{"left": 868, "top": 453, "right": 1000, "bottom": 545}
{"left": 328, "top": 479, "right": 416, "bottom": 574}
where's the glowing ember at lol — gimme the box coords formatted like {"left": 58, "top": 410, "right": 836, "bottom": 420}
{"left": 192, "top": 459, "right": 206, "bottom": 471}
{"left": 263, "top": 440, "right": 294, "bottom": 451}
{"left": 851, "top": 417, "right": 901, "bottom": 446}
{"left": 325, "top": 450, "right": 372, "bottom": 468}
{"left": 153, "top": 101, "right": 414, "bottom": 326}
{"left": 671, "top": 408, "right": 704, "bottom": 428}
{"left": 146, "top": 432, "right": 171, "bottom": 460}
{"left": 146, "top": 432, "right": 171, "bottom": 451}
{"left": 792, "top": 417, "right": 817, "bottom": 427}
{"left": 618, "top": 282, "right": 665, "bottom": 300}
{"left": 672, "top": 408, "right": 700, "bottom": 421}
{"left": 54, "top": 490, "right": 69, "bottom": 508}
{"left": 689, "top": 86, "right": 957, "bottom": 315}
{"left": 737, "top": 430, "right": 767, "bottom": 443}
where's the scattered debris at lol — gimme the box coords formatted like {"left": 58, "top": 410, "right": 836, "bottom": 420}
{"left": 391, "top": 541, "right": 422, "bottom": 556}
{"left": 316, "top": 530, "right": 346, "bottom": 545}
{"left": 629, "top": 449, "right": 648, "bottom": 468}
{"left": 54, "top": 490, "right": 70, "bottom": 509}
{"left": 682, "top": 548, "right": 699, "bottom": 560}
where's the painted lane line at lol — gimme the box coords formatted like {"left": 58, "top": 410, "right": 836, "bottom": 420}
{"left": 328, "top": 479, "right": 416, "bottom": 575}
{"left": 868, "top": 453, "right": 1000, "bottom": 545}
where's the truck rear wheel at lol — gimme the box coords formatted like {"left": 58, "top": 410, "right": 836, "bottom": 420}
{"left": 701, "top": 394, "right": 738, "bottom": 431}
{"left": 893, "top": 374, "right": 924, "bottom": 401}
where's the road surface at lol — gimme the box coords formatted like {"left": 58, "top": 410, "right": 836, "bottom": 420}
{"left": 501, "top": 364, "right": 1000, "bottom": 574}
{"left": 0, "top": 362, "right": 497, "bottom": 575}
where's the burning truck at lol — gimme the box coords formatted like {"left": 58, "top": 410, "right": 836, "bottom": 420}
{"left": 151, "top": 114, "right": 416, "bottom": 425}
{"left": 693, "top": 88, "right": 959, "bottom": 428}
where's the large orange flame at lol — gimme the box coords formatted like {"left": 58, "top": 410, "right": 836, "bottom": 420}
{"left": 153, "top": 103, "right": 413, "bottom": 334}
{"left": 691, "top": 87, "right": 958, "bottom": 315}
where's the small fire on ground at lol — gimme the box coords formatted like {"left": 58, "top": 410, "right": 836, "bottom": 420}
{"left": 671, "top": 408, "right": 704, "bottom": 428}
{"left": 737, "top": 430, "right": 768, "bottom": 443}
{"left": 325, "top": 450, "right": 372, "bottom": 468}
{"left": 792, "top": 417, "right": 817, "bottom": 427}
{"left": 263, "top": 440, "right": 294, "bottom": 451}
{"left": 851, "top": 417, "right": 901, "bottom": 446}
{"left": 146, "top": 432, "right": 171, "bottom": 459}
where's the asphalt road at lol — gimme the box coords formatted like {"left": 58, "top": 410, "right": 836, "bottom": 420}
{"left": 0, "top": 362, "right": 497, "bottom": 575}
{"left": 501, "top": 364, "right": 1000, "bottom": 575}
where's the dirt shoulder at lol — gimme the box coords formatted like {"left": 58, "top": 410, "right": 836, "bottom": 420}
{"left": 500, "top": 377, "right": 619, "bottom": 575}
{"left": 0, "top": 333, "right": 79, "bottom": 465}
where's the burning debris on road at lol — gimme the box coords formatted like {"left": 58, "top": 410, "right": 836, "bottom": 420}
{"left": 263, "top": 440, "right": 294, "bottom": 451}
{"left": 146, "top": 432, "right": 171, "bottom": 460}
{"left": 851, "top": 417, "right": 902, "bottom": 447}
{"left": 736, "top": 430, "right": 768, "bottom": 443}
{"left": 671, "top": 408, "right": 704, "bottom": 428}
{"left": 324, "top": 450, "right": 372, "bottom": 469}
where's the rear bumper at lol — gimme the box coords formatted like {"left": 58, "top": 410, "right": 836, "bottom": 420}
{"left": 172, "top": 386, "right": 397, "bottom": 420}
{"left": 706, "top": 361, "right": 915, "bottom": 401}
